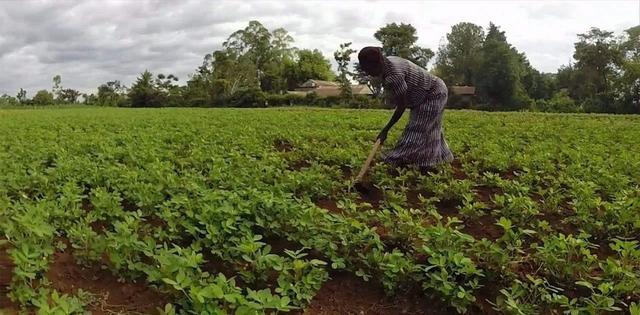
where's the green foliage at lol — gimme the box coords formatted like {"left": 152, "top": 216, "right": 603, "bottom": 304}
{"left": 532, "top": 90, "right": 582, "bottom": 113}
{"left": 435, "top": 22, "right": 485, "bottom": 86}
{"left": 475, "top": 23, "right": 530, "bottom": 110}
{"left": 1, "top": 108, "right": 639, "bottom": 314}
{"left": 0, "top": 94, "right": 20, "bottom": 107}
{"left": 32, "top": 90, "right": 55, "bottom": 105}
{"left": 334, "top": 42, "right": 357, "bottom": 98}
{"left": 374, "top": 22, "right": 434, "bottom": 67}
{"left": 284, "top": 49, "right": 335, "bottom": 90}
{"left": 127, "top": 71, "right": 181, "bottom": 107}
{"left": 95, "top": 80, "right": 127, "bottom": 106}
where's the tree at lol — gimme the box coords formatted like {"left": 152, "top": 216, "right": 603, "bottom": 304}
{"left": 373, "top": 23, "right": 434, "bottom": 67}
{"left": 573, "top": 28, "right": 622, "bottom": 98}
{"left": 97, "top": 80, "right": 127, "bottom": 106}
{"left": 221, "top": 21, "right": 300, "bottom": 93}
{"left": 16, "top": 88, "right": 27, "bottom": 104}
{"left": 128, "top": 70, "right": 166, "bottom": 107}
{"left": 517, "top": 52, "right": 556, "bottom": 100}
{"left": 283, "top": 49, "right": 334, "bottom": 89}
{"left": 334, "top": 42, "right": 356, "bottom": 97}
{"left": 475, "top": 23, "right": 527, "bottom": 110}
{"left": 32, "top": 90, "right": 54, "bottom": 105}
{"left": 353, "top": 63, "right": 383, "bottom": 97}
{"left": 58, "top": 89, "right": 81, "bottom": 103}
{"left": 435, "top": 22, "right": 485, "bottom": 86}
{"left": 0, "top": 94, "right": 19, "bottom": 107}
{"left": 82, "top": 93, "right": 98, "bottom": 105}
{"left": 612, "top": 26, "right": 640, "bottom": 113}
{"left": 52, "top": 75, "right": 62, "bottom": 101}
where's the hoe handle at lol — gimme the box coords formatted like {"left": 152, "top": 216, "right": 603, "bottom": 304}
{"left": 355, "top": 138, "right": 382, "bottom": 183}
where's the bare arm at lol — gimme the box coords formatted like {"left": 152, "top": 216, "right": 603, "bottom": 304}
{"left": 377, "top": 94, "right": 407, "bottom": 143}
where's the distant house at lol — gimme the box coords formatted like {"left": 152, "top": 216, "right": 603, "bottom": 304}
{"left": 450, "top": 86, "right": 476, "bottom": 96}
{"left": 448, "top": 85, "right": 476, "bottom": 108}
{"left": 288, "top": 79, "right": 373, "bottom": 97}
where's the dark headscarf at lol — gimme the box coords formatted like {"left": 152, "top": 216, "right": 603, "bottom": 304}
{"left": 358, "top": 46, "right": 384, "bottom": 68}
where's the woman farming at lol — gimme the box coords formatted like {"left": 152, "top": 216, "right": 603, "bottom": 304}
{"left": 358, "top": 46, "right": 454, "bottom": 170}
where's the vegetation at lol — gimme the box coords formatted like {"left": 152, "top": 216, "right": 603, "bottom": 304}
{"left": 1, "top": 21, "right": 638, "bottom": 113}
{"left": 0, "top": 107, "right": 639, "bottom": 314}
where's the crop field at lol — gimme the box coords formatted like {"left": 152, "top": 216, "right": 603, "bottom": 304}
{"left": 0, "top": 107, "right": 639, "bottom": 315}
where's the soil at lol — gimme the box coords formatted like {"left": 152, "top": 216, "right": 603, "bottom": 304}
{"left": 475, "top": 186, "right": 502, "bottom": 207}
{"left": 0, "top": 241, "right": 17, "bottom": 311}
{"left": 275, "top": 139, "right": 294, "bottom": 152}
{"left": 300, "top": 271, "right": 454, "bottom": 315}
{"left": 289, "top": 159, "right": 312, "bottom": 171}
{"left": 339, "top": 165, "right": 353, "bottom": 178}
{"left": 263, "top": 235, "right": 303, "bottom": 255}
{"left": 539, "top": 210, "right": 579, "bottom": 235}
{"left": 121, "top": 198, "right": 138, "bottom": 212}
{"left": 356, "top": 184, "right": 383, "bottom": 209}
{"left": 315, "top": 198, "right": 341, "bottom": 214}
{"left": 461, "top": 215, "right": 503, "bottom": 241}
{"left": 435, "top": 199, "right": 461, "bottom": 218}
{"left": 451, "top": 159, "right": 468, "bottom": 180}
{"left": 46, "top": 250, "right": 170, "bottom": 315}
{"left": 406, "top": 189, "right": 434, "bottom": 208}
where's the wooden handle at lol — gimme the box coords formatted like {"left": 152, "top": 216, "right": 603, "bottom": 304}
{"left": 355, "top": 138, "right": 382, "bottom": 182}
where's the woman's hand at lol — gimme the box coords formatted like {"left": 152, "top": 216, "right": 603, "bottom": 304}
{"left": 377, "top": 128, "right": 389, "bottom": 144}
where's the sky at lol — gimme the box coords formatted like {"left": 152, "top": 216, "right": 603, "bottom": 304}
{"left": 0, "top": 0, "right": 638, "bottom": 96}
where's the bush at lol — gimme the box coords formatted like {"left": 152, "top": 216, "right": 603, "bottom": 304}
{"left": 32, "top": 90, "right": 55, "bottom": 106}
{"left": 265, "top": 94, "right": 306, "bottom": 107}
{"left": 228, "top": 89, "right": 266, "bottom": 108}
{"left": 447, "top": 93, "right": 478, "bottom": 109}
{"left": 532, "top": 90, "right": 582, "bottom": 113}
{"left": 0, "top": 95, "right": 19, "bottom": 107}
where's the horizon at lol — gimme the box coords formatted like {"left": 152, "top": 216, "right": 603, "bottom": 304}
{"left": 1, "top": 0, "right": 638, "bottom": 96}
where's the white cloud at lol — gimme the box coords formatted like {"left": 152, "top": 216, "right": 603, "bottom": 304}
{"left": 0, "top": 0, "right": 637, "bottom": 95}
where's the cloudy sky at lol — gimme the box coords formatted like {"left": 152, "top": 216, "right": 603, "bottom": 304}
{"left": 0, "top": 0, "right": 638, "bottom": 96}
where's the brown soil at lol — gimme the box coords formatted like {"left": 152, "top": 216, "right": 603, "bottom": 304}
{"left": 89, "top": 220, "right": 110, "bottom": 233}
{"left": 356, "top": 185, "right": 383, "bottom": 209}
{"left": 475, "top": 186, "right": 502, "bottom": 207}
{"left": 592, "top": 239, "right": 617, "bottom": 260}
{"left": 451, "top": 159, "right": 468, "bottom": 180}
{"left": 263, "top": 236, "right": 303, "bottom": 255}
{"left": 145, "top": 215, "right": 167, "bottom": 229}
{"left": 47, "top": 250, "right": 170, "bottom": 315}
{"left": 315, "top": 198, "right": 341, "bottom": 214}
{"left": 275, "top": 139, "right": 294, "bottom": 152}
{"left": 435, "top": 199, "right": 460, "bottom": 218}
{"left": 501, "top": 167, "right": 520, "bottom": 180}
{"left": 406, "top": 189, "right": 434, "bottom": 209}
{"left": 539, "top": 211, "right": 579, "bottom": 235}
{"left": 300, "top": 271, "right": 454, "bottom": 315}
{"left": 461, "top": 215, "right": 503, "bottom": 241}
{"left": 0, "top": 241, "right": 17, "bottom": 311}
{"left": 339, "top": 165, "right": 353, "bottom": 178}
{"left": 201, "top": 250, "right": 238, "bottom": 279}
{"left": 289, "top": 159, "right": 312, "bottom": 171}
{"left": 121, "top": 198, "right": 138, "bottom": 212}
{"left": 472, "top": 280, "right": 503, "bottom": 315}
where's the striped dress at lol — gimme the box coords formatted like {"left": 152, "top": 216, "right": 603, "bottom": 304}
{"left": 381, "top": 56, "right": 454, "bottom": 167}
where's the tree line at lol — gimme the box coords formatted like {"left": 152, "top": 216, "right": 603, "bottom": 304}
{"left": 1, "top": 21, "right": 638, "bottom": 114}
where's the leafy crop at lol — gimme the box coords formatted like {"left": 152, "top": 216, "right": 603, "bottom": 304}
{"left": 0, "top": 107, "right": 639, "bottom": 314}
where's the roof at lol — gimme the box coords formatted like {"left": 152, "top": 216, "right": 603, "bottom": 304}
{"left": 288, "top": 83, "right": 373, "bottom": 97}
{"left": 352, "top": 84, "right": 373, "bottom": 95}
{"left": 299, "top": 79, "right": 339, "bottom": 88}
{"left": 450, "top": 86, "right": 476, "bottom": 95}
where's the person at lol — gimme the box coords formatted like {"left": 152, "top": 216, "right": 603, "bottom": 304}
{"left": 358, "top": 46, "right": 454, "bottom": 171}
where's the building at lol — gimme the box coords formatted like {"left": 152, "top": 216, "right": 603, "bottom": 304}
{"left": 448, "top": 85, "right": 476, "bottom": 108}
{"left": 288, "top": 79, "right": 373, "bottom": 97}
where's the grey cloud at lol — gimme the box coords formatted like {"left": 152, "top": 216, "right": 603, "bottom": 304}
{"left": 0, "top": 0, "right": 635, "bottom": 96}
